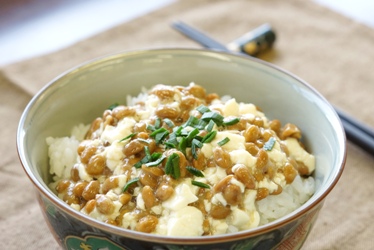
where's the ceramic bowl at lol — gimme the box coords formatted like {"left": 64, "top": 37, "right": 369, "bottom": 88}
{"left": 17, "top": 49, "right": 346, "bottom": 250}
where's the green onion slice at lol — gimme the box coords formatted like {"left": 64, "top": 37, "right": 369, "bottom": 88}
{"left": 123, "top": 177, "right": 139, "bottom": 192}
{"left": 223, "top": 117, "right": 240, "bottom": 126}
{"left": 145, "top": 155, "right": 166, "bottom": 167}
{"left": 163, "top": 118, "right": 174, "bottom": 128}
{"left": 264, "top": 137, "right": 276, "bottom": 151}
{"left": 201, "top": 111, "right": 224, "bottom": 126}
{"left": 150, "top": 127, "right": 169, "bottom": 144}
{"left": 191, "top": 138, "right": 203, "bottom": 160}
{"left": 154, "top": 117, "right": 162, "bottom": 129}
{"left": 217, "top": 137, "right": 230, "bottom": 146}
{"left": 186, "top": 128, "right": 200, "bottom": 143}
{"left": 146, "top": 124, "right": 155, "bottom": 132}
{"left": 178, "top": 137, "right": 187, "bottom": 155}
{"left": 196, "top": 105, "right": 211, "bottom": 114}
{"left": 119, "top": 132, "right": 137, "bottom": 142}
{"left": 205, "top": 120, "right": 216, "bottom": 132}
{"left": 186, "top": 166, "right": 204, "bottom": 177}
{"left": 108, "top": 103, "right": 119, "bottom": 110}
{"left": 201, "top": 130, "right": 217, "bottom": 143}
{"left": 191, "top": 180, "right": 210, "bottom": 189}
{"left": 165, "top": 153, "right": 180, "bottom": 179}
{"left": 184, "top": 116, "right": 200, "bottom": 128}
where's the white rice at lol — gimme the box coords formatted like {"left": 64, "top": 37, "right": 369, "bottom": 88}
{"left": 256, "top": 175, "right": 315, "bottom": 225}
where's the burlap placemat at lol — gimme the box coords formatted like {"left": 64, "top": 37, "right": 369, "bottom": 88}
{"left": 1, "top": 0, "right": 374, "bottom": 249}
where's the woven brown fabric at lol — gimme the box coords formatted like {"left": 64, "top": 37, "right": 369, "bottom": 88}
{"left": 1, "top": 0, "right": 374, "bottom": 249}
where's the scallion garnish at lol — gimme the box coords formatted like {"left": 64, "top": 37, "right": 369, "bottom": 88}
{"left": 186, "top": 166, "right": 204, "bottom": 177}
{"left": 165, "top": 142, "right": 176, "bottom": 148}
{"left": 154, "top": 117, "right": 162, "bottom": 129}
{"left": 223, "top": 117, "right": 240, "bottom": 126}
{"left": 186, "top": 128, "right": 200, "bottom": 143}
{"left": 191, "top": 138, "right": 203, "bottom": 159}
{"left": 144, "top": 146, "right": 151, "bottom": 158}
{"left": 119, "top": 133, "right": 137, "bottom": 142}
{"left": 201, "top": 130, "right": 217, "bottom": 143}
{"left": 201, "top": 111, "right": 224, "bottom": 126}
{"left": 145, "top": 155, "right": 166, "bottom": 167}
{"left": 123, "top": 177, "right": 139, "bottom": 192}
{"left": 217, "top": 137, "right": 230, "bottom": 146}
{"left": 205, "top": 120, "right": 216, "bottom": 132}
{"left": 134, "top": 148, "right": 163, "bottom": 168}
{"left": 191, "top": 180, "right": 210, "bottom": 189}
{"left": 178, "top": 137, "right": 187, "bottom": 155}
{"left": 150, "top": 152, "right": 163, "bottom": 161}
{"left": 264, "top": 137, "right": 276, "bottom": 151}
{"left": 196, "top": 105, "right": 211, "bottom": 114}
{"left": 183, "top": 116, "right": 200, "bottom": 128}
{"left": 134, "top": 156, "right": 148, "bottom": 168}
{"left": 137, "top": 138, "right": 151, "bottom": 144}
{"left": 108, "top": 103, "right": 119, "bottom": 110}
{"left": 165, "top": 153, "right": 180, "bottom": 179}
{"left": 192, "top": 138, "right": 203, "bottom": 148}
{"left": 163, "top": 118, "right": 174, "bottom": 128}
{"left": 195, "top": 119, "right": 208, "bottom": 130}
{"left": 146, "top": 124, "right": 155, "bottom": 132}
{"left": 150, "top": 127, "right": 169, "bottom": 144}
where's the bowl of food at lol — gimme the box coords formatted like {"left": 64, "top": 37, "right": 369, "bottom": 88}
{"left": 17, "top": 48, "right": 346, "bottom": 250}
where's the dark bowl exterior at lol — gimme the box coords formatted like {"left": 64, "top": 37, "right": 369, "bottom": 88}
{"left": 37, "top": 188, "right": 323, "bottom": 250}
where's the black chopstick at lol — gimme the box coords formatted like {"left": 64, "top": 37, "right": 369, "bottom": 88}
{"left": 172, "top": 21, "right": 228, "bottom": 51}
{"left": 336, "top": 108, "right": 374, "bottom": 154}
{"left": 171, "top": 20, "right": 374, "bottom": 155}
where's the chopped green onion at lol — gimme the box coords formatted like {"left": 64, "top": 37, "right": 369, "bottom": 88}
{"left": 223, "top": 117, "right": 240, "bottom": 126}
{"left": 154, "top": 117, "right": 162, "bottom": 129}
{"left": 137, "top": 138, "right": 151, "bottom": 144}
{"left": 134, "top": 148, "right": 162, "bottom": 168}
{"left": 264, "top": 137, "right": 276, "bottom": 151}
{"left": 217, "top": 137, "right": 230, "bottom": 146}
{"left": 205, "top": 120, "right": 216, "bottom": 132}
{"left": 150, "top": 127, "right": 167, "bottom": 137}
{"left": 123, "top": 177, "right": 139, "bottom": 192}
{"left": 150, "top": 127, "right": 169, "bottom": 144}
{"left": 108, "top": 103, "right": 119, "bottom": 110}
{"left": 192, "top": 138, "right": 203, "bottom": 148}
{"left": 173, "top": 126, "right": 183, "bottom": 135}
{"left": 155, "top": 130, "right": 169, "bottom": 144}
{"left": 146, "top": 124, "right": 155, "bottom": 132}
{"left": 191, "top": 180, "right": 210, "bottom": 189}
{"left": 119, "top": 133, "right": 137, "bottom": 142}
{"left": 195, "top": 119, "right": 208, "bottom": 130}
{"left": 165, "top": 142, "right": 176, "bottom": 148}
{"left": 178, "top": 137, "right": 187, "bottom": 155}
{"left": 134, "top": 156, "right": 148, "bottom": 168}
{"left": 165, "top": 133, "right": 178, "bottom": 148}
{"left": 163, "top": 118, "right": 174, "bottom": 128}
{"left": 165, "top": 153, "right": 180, "bottom": 179}
{"left": 191, "top": 138, "right": 203, "bottom": 159}
{"left": 196, "top": 105, "right": 210, "bottom": 114}
{"left": 151, "top": 152, "right": 163, "bottom": 161}
{"left": 201, "top": 111, "right": 224, "bottom": 126}
{"left": 186, "top": 128, "right": 200, "bottom": 143}
{"left": 201, "top": 130, "right": 217, "bottom": 143}
{"left": 186, "top": 166, "right": 204, "bottom": 177}
{"left": 145, "top": 155, "right": 166, "bottom": 167}
{"left": 184, "top": 116, "right": 200, "bottom": 128}
{"left": 172, "top": 155, "right": 180, "bottom": 179}
{"left": 144, "top": 146, "right": 151, "bottom": 158}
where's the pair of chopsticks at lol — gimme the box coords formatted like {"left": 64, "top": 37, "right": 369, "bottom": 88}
{"left": 171, "top": 21, "right": 374, "bottom": 155}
